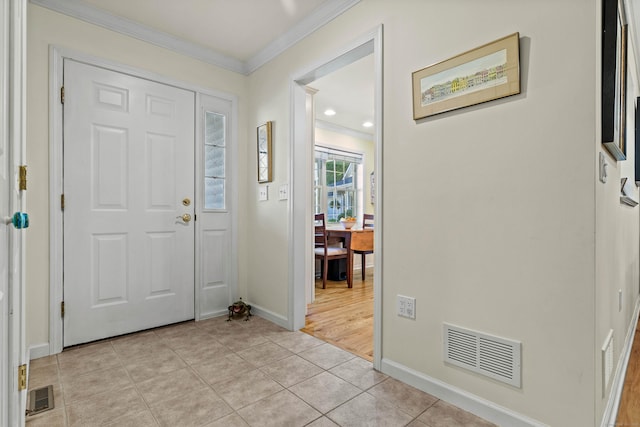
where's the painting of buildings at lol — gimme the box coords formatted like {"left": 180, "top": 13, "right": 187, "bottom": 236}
{"left": 420, "top": 49, "right": 508, "bottom": 106}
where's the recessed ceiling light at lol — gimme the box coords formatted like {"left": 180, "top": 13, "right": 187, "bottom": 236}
{"left": 324, "top": 109, "right": 336, "bottom": 116}
{"left": 362, "top": 121, "right": 374, "bottom": 128}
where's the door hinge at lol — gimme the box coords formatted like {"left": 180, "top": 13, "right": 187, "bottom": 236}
{"left": 18, "top": 364, "right": 26, "bottom": 391}
{"left": 61, "top": 301, "right": 65, "bottom": 318}
{"left": 60, "top": 86, "right": 64, "bottom": 104}
{"left": 18, "top": 165, "right": 27, "bottom": 191}
{"left": 61, "top": 194, "right": 65, "bottom": 211}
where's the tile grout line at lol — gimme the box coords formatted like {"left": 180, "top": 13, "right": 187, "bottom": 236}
{"left": 27, "top": 317, "right": 493, "bottom": 427}
{"left": 112, "top": 336, "right": 162, "bottom": 427}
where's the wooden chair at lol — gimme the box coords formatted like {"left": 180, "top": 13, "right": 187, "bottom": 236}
{"left": 353, "top": 214, "right": 374, "bottom": 280}
{"left": 314, "top": 213, "right": 349, "bottom": 289}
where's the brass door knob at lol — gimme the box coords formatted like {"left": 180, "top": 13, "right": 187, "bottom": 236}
{"left": 177, "top": 213, "right": 191, "bottom": 223}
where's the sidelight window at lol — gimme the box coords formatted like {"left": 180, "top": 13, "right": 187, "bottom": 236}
{"left": 204, "top": 111, "right": 226, "bottom": 210}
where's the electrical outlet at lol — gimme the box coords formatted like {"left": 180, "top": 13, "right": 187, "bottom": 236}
{"left": 397, "top": 295, "right": 416, "bottom": 319}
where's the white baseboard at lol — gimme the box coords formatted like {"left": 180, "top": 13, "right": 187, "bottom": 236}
{"left": 601, "top": 297, "right": 640, "bottom": 427}
{"left": 380, "top": 358, "right": 548, "bottom": 427}
{"left": 28, "top": 343, "right": 51, "bottom": 360}
{"left": 248, "top": 303, "right": 290, "bottom": 330}
{"left": 197, "top": 308, "right": 229, "bottom": 321}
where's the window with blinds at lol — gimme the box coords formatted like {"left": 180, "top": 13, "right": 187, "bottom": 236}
{"left": 204, "top": 111, "right": 226, "bottom": 210}
{"left": 314, "top": 146, "right": 363, "bottom": 222}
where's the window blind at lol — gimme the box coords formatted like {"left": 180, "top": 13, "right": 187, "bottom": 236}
{"left": 315, "top": 145, "right": 363, "bottom": 164}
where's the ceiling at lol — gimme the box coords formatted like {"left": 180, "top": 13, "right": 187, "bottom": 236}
{"left": 311, "top": 55, "right": 375, "bottom": 137}
{"left": 31, "top": 0, "right": 374, "bottom": 135}
{"left": 76, "top": 0, "right": 330, "bottom": 63}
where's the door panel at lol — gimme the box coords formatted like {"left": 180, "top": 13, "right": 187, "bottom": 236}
{"left": 92, "top": 233, "right": 128, "bottom": 306}
{"left": 197, "top": 95, "right": 233, "bottom": 318}
{"left": 63, "top": 59, "right": 195, "bottom": 346}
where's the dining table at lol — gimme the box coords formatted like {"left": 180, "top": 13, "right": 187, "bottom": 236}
{"left": 325, "top": 226, "right": 374, "bottom": 287}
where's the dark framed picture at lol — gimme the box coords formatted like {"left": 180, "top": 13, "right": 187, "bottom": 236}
{"left": 635, "top": 98, "right": 640, "bottom": 183}
{"left": 602, "top": 0, "right": 628, "bottom": 160}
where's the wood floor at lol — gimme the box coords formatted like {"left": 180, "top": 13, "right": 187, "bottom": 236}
{"left": 301, "top": 267, "right": 374, "bottom": 361}
{"left": 617, "top": 315, "right": 640, "bottom": 425}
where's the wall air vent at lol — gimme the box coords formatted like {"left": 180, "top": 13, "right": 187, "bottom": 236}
{"left": 443, "top": 323, "right": 522, "bottom": 388}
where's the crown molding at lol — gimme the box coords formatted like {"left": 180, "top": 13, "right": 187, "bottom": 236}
{"left": 30, "top": 0, "right": 245, "bottom": 73}
{"left": 29, "top": 0, "right": 360, "bottom": 75}
{"left": 244, "top": 0, "right": 360, "bottom": 74}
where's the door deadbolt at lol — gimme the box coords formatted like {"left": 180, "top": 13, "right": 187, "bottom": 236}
{"left": 182, "top": 198, "right": 191, "bottom": 206}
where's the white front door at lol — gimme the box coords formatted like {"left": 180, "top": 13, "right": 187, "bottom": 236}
{"left": 63, "top": 59, "right": 196, "bottom": 346}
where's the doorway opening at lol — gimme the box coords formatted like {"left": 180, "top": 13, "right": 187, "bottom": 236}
{"left": 302, "top": 53, "right": 375, "bottom": 361}
{"left": 289, "top": 26, "right": 383, "bottom": 369}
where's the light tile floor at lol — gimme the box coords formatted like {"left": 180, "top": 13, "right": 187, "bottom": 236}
{"left": 26, "top": 315, "right": 497, "bottom": 427}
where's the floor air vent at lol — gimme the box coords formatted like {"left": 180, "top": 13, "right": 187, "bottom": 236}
{"left": 27, "top": 385, "right": 54, "bottom": 416}
{"left": 444, "top": 323, "right": 521, "bottom": 388}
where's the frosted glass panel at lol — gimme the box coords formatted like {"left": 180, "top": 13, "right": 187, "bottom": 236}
{"left": 205, "top": 145, "right": 225, "bottom": 177}
{"left": 204, "top": 111, "right": 226, "bottom": 210}
{"left": 205, "top": 113, "right": 225, "bottom": 146}
{"left": 204, "top": 177, "right": 225, "bottom": 210}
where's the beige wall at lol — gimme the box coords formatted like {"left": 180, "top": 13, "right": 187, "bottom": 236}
{"left": 379, "top": 2, "right": 596, "bottom": 423}
{"left": 24, "top": 0, "right": 640, "bottom": 425}
{"left": 595, "top": 25, "right": 640, "bottom": 419}
{"left": 26, "top": 4, "right": 248, "bottom": 346}
{"left": 245, "top": 0, "right": 638, "bottom": 425}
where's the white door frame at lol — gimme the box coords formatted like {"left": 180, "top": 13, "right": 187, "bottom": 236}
{"left": 1, "top": 3, "right": 9, "bottom": 424}
{"left": 2, "top": 0, "right": 27, "bottom": 426}
{"left": 289, "top": 25, "right": 383, "bottom": 369}
{"left": 49, "top": 47, "right": 238, "bottom": 354}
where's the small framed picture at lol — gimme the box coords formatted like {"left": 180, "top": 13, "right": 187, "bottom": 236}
{"left": 257, "top": 121, "right": 272, "bottom": 183}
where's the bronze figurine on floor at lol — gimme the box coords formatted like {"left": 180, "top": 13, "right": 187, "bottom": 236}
{"left": 227, "top": 298, "right": 252, "bottom": 321}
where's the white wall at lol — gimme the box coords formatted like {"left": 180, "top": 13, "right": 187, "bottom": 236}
{"left": 26, "top": 4, "right": 248, "bottom": 348}
{"left": 244, "top": 0, "right": 636, "bottom": 425}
